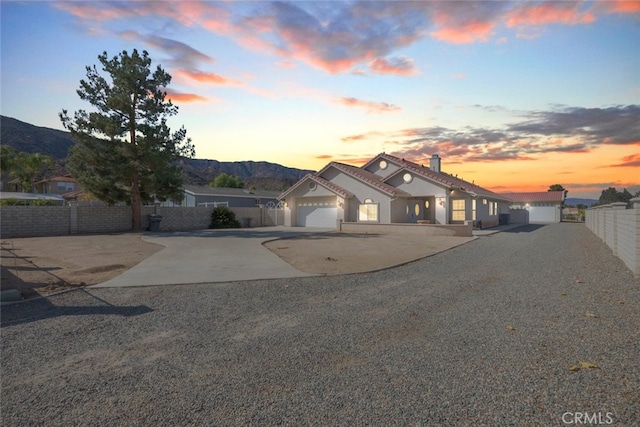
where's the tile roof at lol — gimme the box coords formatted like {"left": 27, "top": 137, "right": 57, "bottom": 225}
{"left": 325, "top": 162, "right": 412, "bottom": 197}
{"left": 371, "top": 153, "right": 511, "bottom": 201}
{"left": 35, "top": 175, "right": 76, "bottom": 184}
{"left": 501, "top": 191, "right": 565, "bottom": 203}
{"left": 277, "top": 174, "right": 354, "bottom": 200}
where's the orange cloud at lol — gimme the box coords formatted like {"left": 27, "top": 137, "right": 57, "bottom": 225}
{"left": 165, "top": 90, "right": 207, "bottom": 103}
{"left": 173, "top": 70, "right": 243, "bottom": 86}
{"left": 341, "top": 134, "right": 367, "bottom": 143}
{"left": 340, "top": 131, "right": 383, "bottom": 143}
{"left": 338, "top": 97, "right": 401, "bottom": 113}
{"left": 506, "top": 2, "right": 596, "bottom": 27}
{"left": 611, "top": 153, "right": 640, "bottom": 167}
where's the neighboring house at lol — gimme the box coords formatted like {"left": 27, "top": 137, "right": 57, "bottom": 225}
{"left": 34, "top": 175, "right": 76, "bottom": 195}
{"left": 0, "top": 191, "right": 65, "bottom": 205}
{"left": 1, "top": 175, "right": 87, "bottom": 205}
{"left": 170, "top": 184, "right": 281, "bottom": 207}
{"left": 501, "top": 191, "right": 564, "bottom": 223}
{"left": 278, "top": 153, "right": 512, "bottom": 228}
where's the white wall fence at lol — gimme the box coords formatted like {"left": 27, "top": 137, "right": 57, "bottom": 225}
{"left": 1, "top": 205, "right": 285, "bottom": 238}
{"left": 585, "top": 199, "right": 640, "bottom": 277}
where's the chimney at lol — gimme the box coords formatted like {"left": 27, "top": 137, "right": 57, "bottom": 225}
{"left": 430, "top": 154, "right": 441, "bottom": 173}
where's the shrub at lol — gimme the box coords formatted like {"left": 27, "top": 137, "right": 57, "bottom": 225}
{"left": 210, "top": 206, "right": 241, "bottom": 229}
{"left": 0, "top": 198, "right": 56, "bottom": 206}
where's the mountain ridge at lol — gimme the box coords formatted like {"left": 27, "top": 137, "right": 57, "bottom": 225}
{"left": 1, "top": 115, "right": 313, "bottom": 190}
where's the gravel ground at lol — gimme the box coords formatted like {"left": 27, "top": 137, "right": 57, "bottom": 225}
{"left": 1, "top": 223, "right": 639, "bottom": 426}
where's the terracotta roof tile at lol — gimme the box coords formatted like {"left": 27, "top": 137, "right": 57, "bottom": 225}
{"left": 371, "top": 153, "right": 511, "bottom": 201}
{"left": 327, "top": 162, "right": 411, "bottom": 197}
{"left": 277, "top": 173, "right": 354, "bottom": 200}
{"left": 501, "top": 191, "right": 565, "bottom": 203}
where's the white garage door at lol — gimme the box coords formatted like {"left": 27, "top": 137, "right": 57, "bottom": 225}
{"left": 529, "top": 205, "right": 558, "bottom": 223}
{"left": 297, "top": 197, "right": 337, "bottom": 228}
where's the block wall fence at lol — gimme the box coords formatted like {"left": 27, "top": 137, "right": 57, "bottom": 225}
{"left": 0, "top": 205, "right": 284, "bottom": 238}
{"left": 585, "top": 198, "right": 640, "bottom": 278}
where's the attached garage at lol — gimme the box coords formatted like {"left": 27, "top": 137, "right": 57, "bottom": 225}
{"left": 296, "top": 197, "right": 337, "bottom": 228}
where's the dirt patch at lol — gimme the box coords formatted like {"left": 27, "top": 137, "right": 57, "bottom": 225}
{"left": 264, "top": 232, "right": 475, "bottom": 275}
{"left": 1, "top": 234, "right": 163, "bottom": 299}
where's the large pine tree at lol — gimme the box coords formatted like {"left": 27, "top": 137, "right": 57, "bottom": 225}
{"left": 60, "top": 49, "right": 194, "bottom": 231}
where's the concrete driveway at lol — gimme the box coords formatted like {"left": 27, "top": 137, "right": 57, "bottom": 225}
{"left": 93, "top": 227, "right": 333, "bottom": 288}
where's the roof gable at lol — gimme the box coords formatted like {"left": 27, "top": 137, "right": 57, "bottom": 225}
{"left": 278, "top": 174, "right": 354, "bottom": 200}
{"left": 321, "top": 162, "right": 411, "bottom": 198}
{"left": 361, "top": 152, "right": 405, "bottom": 171}
{"left": 377, "top": 155, "right": 510, "bottom": 201}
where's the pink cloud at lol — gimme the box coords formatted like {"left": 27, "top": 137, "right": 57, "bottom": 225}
{"left": 431, "top": 17, "right": 495, "bottom": 44}
{"left": 506, "top": 2, "right": 596, "bottom": 27}
{"left": 596, "top": 0, "right": 640, "bottom": 15}
{"left": 370, "top": 57, "right": 418, "bottom": 76}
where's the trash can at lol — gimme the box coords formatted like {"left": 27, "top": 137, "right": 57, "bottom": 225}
{"left": 147, "top": 214, "right": 163, "bottom": 231}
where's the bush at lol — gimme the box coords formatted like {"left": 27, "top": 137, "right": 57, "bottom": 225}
{"left": 210, "top": 206, "right": 241, "bottom": 229}
{"left": 0, "top": 198, "right": 56, "bottom": 206}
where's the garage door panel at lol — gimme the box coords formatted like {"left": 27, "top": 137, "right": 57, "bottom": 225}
{"left": 529, "top": 206, "right": 557, "bottom": 223}
{"left": 297, "top": 197, "right": 337, "bottom": 228}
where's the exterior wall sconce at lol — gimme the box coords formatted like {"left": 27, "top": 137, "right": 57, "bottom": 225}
{"left": 436, "top": 197, "right": 445, "bottom": 206}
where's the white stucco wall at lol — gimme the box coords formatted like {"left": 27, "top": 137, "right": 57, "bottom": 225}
{"left": 321, "top": 167, "right": 396, "bottom": 223}
{"left": 364, "top": 158, "right": 402, "bottom": 177}
{"left": 586, "top": 200, "right": 640, "bottom": 277}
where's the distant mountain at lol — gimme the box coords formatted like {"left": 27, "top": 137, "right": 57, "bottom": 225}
{"left": 1, "top": 116, "right": 74, "bottom": 159}
{"left": 180, "top": 158, "right": 313, "bottom": 190}
{"left": 0, "top": 115, "right": 313, "bottom": 190}
{"left": 565, "top": 198, "right": 598, "bottom": 207}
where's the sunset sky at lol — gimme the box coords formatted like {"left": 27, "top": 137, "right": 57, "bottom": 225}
{"left": 1, "top": 1, "right": 639, "bottom": 198}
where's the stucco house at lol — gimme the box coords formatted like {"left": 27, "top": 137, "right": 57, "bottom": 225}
{"left": 502, "top": 191, "right": 565, "bottom": 223}
{"left": 1, "top": 175, "right": 88, "bottom": 205}
{"left": 279, "top": 153, "right": 512, "bottom": 228}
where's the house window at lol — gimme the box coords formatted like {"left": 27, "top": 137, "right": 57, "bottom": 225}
{"left": 358, "top": 203, "right": 379, "bottom": 222}
{"left": 403, "top": 173, "right": 412, "bottom": 183}
{"left": 452, "top": 199, "right": 466, "bottom": 221}
{"left": 472, "top": 199, "right": 477, "bottom": 221}
{"left": 489, "top": 201, "right": 498, "bottom": 216}
{"left": 58, "top": 182, "right": 74, "bottom": 191}
{"left": 379, "top": 160, "right": 388, "bottom": 170}
{"left": 424, "top": 200, "right": 430, "bottom": 209}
